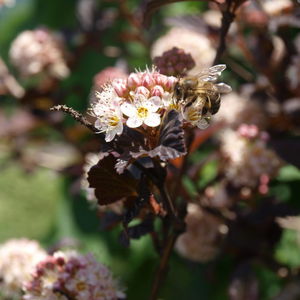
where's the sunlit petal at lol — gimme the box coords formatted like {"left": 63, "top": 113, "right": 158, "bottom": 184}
{"left": 127, "top": 117, "right": 143, "bottom": 128}
{"left": 144, "top": 113, "right": 161, "bottom": 127}
{"left": 121, "top": 103, "right": 136, "bottom": 117}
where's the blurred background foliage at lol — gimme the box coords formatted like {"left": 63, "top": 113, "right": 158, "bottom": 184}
{"left": 0, "top": 0, "right": 300, "bottom": 299}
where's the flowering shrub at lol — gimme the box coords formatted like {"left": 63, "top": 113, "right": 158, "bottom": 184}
{"left": 1, "top": 0, "right": 300, "bottom": 299}
{"left": 23, "top": 251, "right": 125, "bottom": 300}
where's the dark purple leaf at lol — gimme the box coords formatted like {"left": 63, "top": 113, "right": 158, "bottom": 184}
{"left": 87, "top": 155, "right": 138, "bottom": 205}
{"left": 123, "top": 176, "right": 151, "bottom": 224}
{"left": 269, "top": 138, "right": 300, "bottom": 168}
{"left": 131, "top": 110, "right": 186, "bottom": 161}
{"left": 119, "top": 218, "right": 154, "bottom": 247}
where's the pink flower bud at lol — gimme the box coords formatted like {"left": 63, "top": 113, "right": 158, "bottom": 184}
{"left": 135, "top": 86, "right": 150, "bottom": 97}
{"left": 237, "top": 124, "right": 259, "bottom": 138}
{"left": 260, "top": 173, "right": 270, "bottom": 184}
{"left": 127, "top": 72, "right": 142, "bottom": 88}
{"left": 259, "top": 184, "right": 269, "bottom": 195}
{"left": 141, "top": 73, "right": 155, "bottom": 88}
{"left": 153, "top": 73, "right": 168, "bottom": 86}
{"left": 165, "top": 76, "right": 178, "bottom": 90}
{"left": 112, "top": 78, "right": 127, "bottom": 97}
{"left": 248, "top": 124, "right": 259, "bottom": 138}
{"left": 151, "top": 85, "right": 164, "bottom": 97}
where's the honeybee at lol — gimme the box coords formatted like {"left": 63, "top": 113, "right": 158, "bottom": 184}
{"left": 173, "top": 64, "right": 232, "bottom": 128}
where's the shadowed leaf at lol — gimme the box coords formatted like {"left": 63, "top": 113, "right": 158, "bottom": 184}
{"left": 270, "top": 138, "right": 300, "bottom": 168}
{"left": 228, "top": 263, "right": 259, "bottom": 300}
{"left": 131, "top": 110, "right": 186, "bottom": 161}
{"left": 87, "top": 155, "right": 138, "bottom": 205}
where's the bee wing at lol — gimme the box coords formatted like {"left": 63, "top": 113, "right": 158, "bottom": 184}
{"left": 197, "top": 64, "right": 227, "bottom": 82}
{"left": 215, "top": 83, "right": 232, "bottom": 94}
{"left": 197, "top": 118, "right": 210, "bottom": 129}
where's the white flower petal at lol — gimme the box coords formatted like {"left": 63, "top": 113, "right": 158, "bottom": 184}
{"left": 121, "top": 103, "right": 136, "bottom": 117}
{"left": 116, "top": 122, "right": 123, "bottom": 135}
{"left": 94, "top": 119, "right": 102, "bottom": 131}
{"left": 145, "top": 96, "right": 162, "bottom": 112}
{"left": 127, "top": 116, "right": 143, "bottom": 128}
{"left": 144, "top": 112, "right": 161, "bottom": 127}
{"left": 105, "top": 130, "right": 116, "bottom": 142}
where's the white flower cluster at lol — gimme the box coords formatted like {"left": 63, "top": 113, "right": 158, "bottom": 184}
{"left": 261, "top": 0, "right": 293, "bottom": 16}
{"left": 9, "top": 28, "right": 69, "bottom": 79}
{"left": 23, "top": 251, "right": 125, "bottom": 300}
{"left": 175, "top": 204, "right": 225, "bottom": 262}
{"left": 0, "top": 239, "right": 47, "bottom": 298}
{"left": 220, "top": 126, "right": 281, "bottom": 188}
{"left": 90, "top": 68, "right": 177, "bottom": 142}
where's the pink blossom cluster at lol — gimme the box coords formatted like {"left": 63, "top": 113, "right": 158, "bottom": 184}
{"left": 9, "top": 28, "right": 69, "bottom": 79}
{"left": 0, "top": 239, "right": 47, "bottom": 298}
{"left": 220, "top": 124, "right": 282, "bottom": 191}
{"left": 90, "top": 67, "right": 177, "bottom": 142}
{"left": 90, "top": 66, "right": 231, "bottom": 142}
{"left": 175, "top": 204, "right": 226, "bottom": 262}
{"left": 23, "top": 251, "right": 125, "bottom": 300}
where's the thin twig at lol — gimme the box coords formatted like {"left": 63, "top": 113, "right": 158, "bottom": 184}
{"left": 213, "top": 0, "right": 237, "bottom": 65}
{"left": 50, "top": 105, "right": 99, "bottom": 134}
{"left": 150, "top": 231, "right": 179, "bottom": 300}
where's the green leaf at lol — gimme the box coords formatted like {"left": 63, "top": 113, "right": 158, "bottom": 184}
{"left": 277, "top": 165, "right": 300, "bottom": 182}
{"left": 275, "top": 229, "right": 300, "bottom": 268}
{"left": 197, "top": 160, "right": 218, "bottom": 189}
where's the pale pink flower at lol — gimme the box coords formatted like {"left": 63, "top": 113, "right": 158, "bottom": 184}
{"left": 0, "top": 239, "right": 47, "bottom": 298}
{"left": 261, "top": 0, "right": 293, "bottom": 16}
{"left": 23, "top": 251, "right": 125, "bottom": 300}
{"left": 9, "top": 28, "right": 69, "bottom": 79}
{"left": 220, "top": 127, "right": 282, "bottom": 189}
{"left": 175, "top": 204, "right": 226, "bottom": 262}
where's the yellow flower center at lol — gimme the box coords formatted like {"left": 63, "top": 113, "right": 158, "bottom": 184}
{"left": 109, "top": 116, "right": 120, "bottom": 126}
{"left": 137, "top": 107, "right": 148, "bottom": 119}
